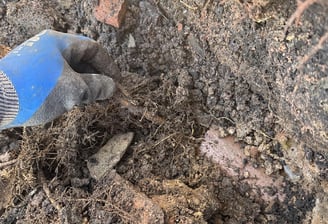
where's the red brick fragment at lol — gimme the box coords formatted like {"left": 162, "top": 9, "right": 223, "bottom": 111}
{"left": 94, "top": 0, "right": 127, "bottom": 28}
{"left": 177, "top": 22, "right": 183, "bottom": 32}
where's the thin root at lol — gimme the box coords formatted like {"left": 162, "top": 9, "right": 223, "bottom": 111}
{"left": 116, "top": 82, "right": 165, "bottom": 125}
{"left": 297, "top": 32, "right": 328, "bottom": 69}
{"left": 201, "top": 0, "right": 212, "bottom": 18}
{"left": 179, "top": 0, "right": 198, "bottom": 10}
{"left": 0, "top": 159, "right": 17, "bottom": 169}
{"left": 39, "top": 171, "right": 62, "bottom": 212}
{"left": 118, "top": 98, "right": 165, "bottom": 125}
{"left": 284, "top": 0, "right": 317, "bottom": 34}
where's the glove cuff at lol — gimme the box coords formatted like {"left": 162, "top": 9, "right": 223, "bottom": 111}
{"left": 0, "top": 71, "right": 19, "bottom": 126}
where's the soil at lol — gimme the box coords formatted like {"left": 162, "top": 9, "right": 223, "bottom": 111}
{"left": 0, "top": 0, "right": 327, "bottom": 223}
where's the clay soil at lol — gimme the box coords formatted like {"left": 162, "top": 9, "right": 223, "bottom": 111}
{"left": 0, "top": 0, "right": 327, "bottom": 223}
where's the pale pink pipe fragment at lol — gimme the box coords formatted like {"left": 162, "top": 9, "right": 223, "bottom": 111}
{"left": 200, "top": 128, "right": 285, "bottom": 202}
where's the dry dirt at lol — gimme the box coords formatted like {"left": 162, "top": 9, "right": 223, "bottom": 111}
{"left": 0, "top": 0, "right": 327, "bottom": 223}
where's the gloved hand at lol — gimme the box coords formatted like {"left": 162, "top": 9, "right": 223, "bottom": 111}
{"left": 0, "top": 30, "right": 119, "bottom": 129}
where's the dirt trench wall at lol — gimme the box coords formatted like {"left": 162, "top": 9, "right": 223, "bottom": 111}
{"left": 84, "top": 0, "right": 328, "bottom": 154}
{"left": 179, "top": 0, "right": 328, "bottom": 153}
{"left": 0, "top": 0, "right": 327, "bottom": 152}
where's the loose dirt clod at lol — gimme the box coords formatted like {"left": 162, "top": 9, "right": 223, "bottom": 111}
{"left": 90, "top": 170, "right": 165, "bottom": 224}
{"left": 151, "top": 179, "right": 220, "bottom": 223}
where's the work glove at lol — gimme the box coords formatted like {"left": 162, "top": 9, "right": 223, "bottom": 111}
{"left": 0, "top": 30, "right": 118, "bottom": 130}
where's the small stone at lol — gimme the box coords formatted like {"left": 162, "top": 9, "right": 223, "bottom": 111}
{"left": 193, "top": 211, "right": 203, "bottom": 219}
{"left": 227, "top": 126, "right": 236, "bottom": 135}
{"left": 254, "top": 132, "right": 263, "bottom": 146}
{"left": 0, "top": 152, "right": 10, "bottom": 162}
{"left": 245, "top": 136, "right": 253, "bottom": 145}
{"left": 94, "top": 0, "right": 127, "bottom": 28}
{"left": 128, "top": 34, "right": 136, "bottom": 48}
{"left": 244, "top": 146, "right": 251, "bottom": 157}
{"left": 207, "top": 86, "right": 215, "bottom": 96}
{"left": 87, "top": 132, "right": 134, "bottom": 180}
{"left": 264, "top": 160, "right": 274, "bottom": 175}
{"left": 177, "top": 22, "right": 183, "bottom": 32}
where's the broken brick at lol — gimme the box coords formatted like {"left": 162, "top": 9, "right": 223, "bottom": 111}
{"left": 94, "top": 0, "right": 127, "bottom": 28}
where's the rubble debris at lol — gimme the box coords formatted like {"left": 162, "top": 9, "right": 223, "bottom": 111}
{"left": 151, "top": 179, "right": 220, "bottom": 223}
{"left": 94, "top": 0, "right": 127, "bottom": 28}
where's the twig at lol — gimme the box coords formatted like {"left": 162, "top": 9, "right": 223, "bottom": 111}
{"left": 116, "top": 82, "right": 166, "bottom": 125}
{"left": 179, "top": 0, "right": 198, "bottom": 10}
{"left": 201, "top": 0, "right": 211, "bottom": 18}
{"left": 153, "top": 133, "right": 177, "bottom": 147}
{"left": 118, "top": 98, "right": 165, "bottom": 125}
{"left": 297, "top": 31, "right": 328, "bottom": 69}
{"left": 116, "top": 83, "right": 130, "bottom": 98}
{"left": 39, "top": 171, "right": 63, "bottom": 213}
{"left": 284, "top": 0, "right": 317, "bottom": 35}
{"left": 219, "top": 0, "right": 229, "bottom": 5}
{"left": 210, "top": 114, "right": 235, "bottom": 124}
{"left": 153, "top": 0, "right": 169, "bottom": 21}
